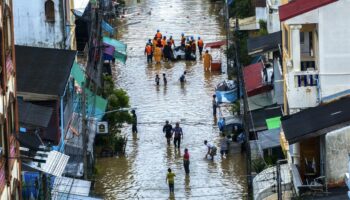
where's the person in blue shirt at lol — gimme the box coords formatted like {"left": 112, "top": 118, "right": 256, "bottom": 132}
{"left": 172, "top": 122, "right": 183, "bottom": 149}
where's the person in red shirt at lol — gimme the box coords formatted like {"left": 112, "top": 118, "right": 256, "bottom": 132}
{"left": 183, "top": 148, "right": 190, "bottom": 174}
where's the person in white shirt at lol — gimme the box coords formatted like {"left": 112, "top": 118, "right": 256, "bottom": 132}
{"left": 204, "top": 140, "right": 217, "bottom": 160}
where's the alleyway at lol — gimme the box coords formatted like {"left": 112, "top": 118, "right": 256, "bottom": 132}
{"left": 95, "top": 0, "right": 247, "bottom": 199}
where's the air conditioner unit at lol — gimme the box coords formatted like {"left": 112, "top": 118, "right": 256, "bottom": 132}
{"left": 97, "top": 122, "right": 108, "bottom": 134}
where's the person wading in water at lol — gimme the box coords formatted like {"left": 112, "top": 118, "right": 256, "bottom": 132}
{"left": 172, "top": 122, "right": 183, "bottom": 149}
{"left": 163, "top": 120, "right": 173, "bottom": 145}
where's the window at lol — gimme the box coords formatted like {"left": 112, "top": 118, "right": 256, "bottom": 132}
{"left": 45, "top": 0, "right": 55, "bottom": 22}
{"left": 283, "top": 27, "right": 289, "bottom": 53}
{"left": 4, "top": 6, "right": 12, "bottom": 52}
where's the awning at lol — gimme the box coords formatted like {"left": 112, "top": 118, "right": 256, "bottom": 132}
{"left": 18, "top": 98, "right": 53, "bottom": 128}
{"left": 257, "top": 128, "right": 281, "bottom": 149}
{"left": 71, "top": 62, "right": 85, "bottom": 87}
{"left": 281, "top": 96, "right": 350, "bottom": 144}
{"left": 22, "top": 150, "right": 69, "bottom": 177}
{"left": 85, "top": 89, "right": 107, "bottom": 119}
{"left": 102, "top": 37, "right": 127, "bottom": 64}
{"left": 243, "top": 62, "right": 273, "bottom": 97}
{"left": 16, "top": 45, "right": 76, "bottom": 97}
{"left": 247, "top": 31, "right": 282, "bottom": 56}
{"left": 102, "top": 20, "right": 115, "bottom": 35}
{"left": 205, "top": 40, "right": 226, "bottom": 49}
{"left": 248, "top": 106, "right": 282, "bottom": 132}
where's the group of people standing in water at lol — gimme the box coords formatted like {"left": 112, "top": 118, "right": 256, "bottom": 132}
{"left": 144, "top": 30, "right": 205, "bottom": 64}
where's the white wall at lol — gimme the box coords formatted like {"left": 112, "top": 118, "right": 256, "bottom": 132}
{"left": 318, "top": 0, "right": 350, "bottom": 99}
{"left": 13, "top": 0, "right": 65, "bottom": 48}
{"left": 325, "top": 125, "right": 350, "bottom": 185}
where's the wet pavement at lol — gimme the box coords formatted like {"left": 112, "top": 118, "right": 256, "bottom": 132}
{"left": 94, "top": 0, "right": 247, "bottom": 199}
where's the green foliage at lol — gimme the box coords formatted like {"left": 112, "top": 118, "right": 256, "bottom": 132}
{"left": 258, "top": 20, "right": 268, "bottom": 36}
{"left": 229, "top": 0, "right": 254, "bottom": 18}
{"left": 252, "top": 158, "right": 267, "bottom": 173}
{"left": 230, "top": 101, "right": 240, "bottom": 114}
{"left": 97, "top": 75, "right": 131, "bottom": 154}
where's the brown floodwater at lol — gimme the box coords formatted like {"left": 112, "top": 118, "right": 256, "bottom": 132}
{"left": 95, "top": 0, "right": 247, "bottom": 199}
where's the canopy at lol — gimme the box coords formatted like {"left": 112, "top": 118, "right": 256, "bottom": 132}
{"left": 102, "top": 37, "right": 127, "bottom": 63}
{"left": 205, "top": 40, "right": 226, "bottom": 49}
{"left": 247, "top": 31, "right": 282, "bottom": 56}
{"left": 102, "top": 20, "right": 115, "bottom": 35}
{"left": 257, "top": 128, "right": 281, "bottom": 150}
{"left": 281, "top": 96, "right": 350, "bottom": 144}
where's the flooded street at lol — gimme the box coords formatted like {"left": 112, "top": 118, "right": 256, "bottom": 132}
{"left": 95, "top": 0, "right": 247, "bottom": 199}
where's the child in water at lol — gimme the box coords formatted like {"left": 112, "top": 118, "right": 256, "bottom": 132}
{"left": 179, "top": 71, "right": 187, "bottom": 83}
{"left": 155, "top": 74, "right": 160, "bottom": 85}
{"left": 163, "top": 73, "right": 167, "bottom": 85}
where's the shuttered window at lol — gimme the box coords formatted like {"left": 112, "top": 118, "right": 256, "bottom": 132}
{"left": 45, "top": 0, "right": 55, "bottom": 22}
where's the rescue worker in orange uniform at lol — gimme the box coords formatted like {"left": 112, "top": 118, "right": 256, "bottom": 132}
{"left": 197, "top": 37, "right": 204, "bottom": 56}
{"left": 161, "top": 36, "right": 167, "bottom": 48}
{"left": 169, "top": 36, "right": 175, "bottom": 48}
{"left": 180, "top": 33, "right": 186, "bottom": 48}
{"left": 190, "top": 37, "right": 196, "bottom": 54}
{"left": 145, "top": 44, "right": 153, "bottom": 63}
{"left": 152, "top": 37, "right": 158, "bottom": 51}
{"left": 154, "top": 45, "right": 162, "bottom": 64}
{"left": 155, "top": 30, "right": 162, "bottom": 39}
{"left": 203, "top": 50, "right": 212, "bottom": 71}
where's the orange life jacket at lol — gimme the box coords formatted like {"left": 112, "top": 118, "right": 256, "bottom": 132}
{"left": 161, "top": 39, "right": 167, "bottom": 47}
{"left": 198, "top": 39, "right": 204, "bottom": 47}
{"left": 145, "top": 45, "right": 152, "bottom": 55}
{"left": 156, "top": 32, "right": 162, "bottom": 39}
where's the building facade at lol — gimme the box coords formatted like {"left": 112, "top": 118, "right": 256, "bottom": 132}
{"left": 12, "top": 0, "right": 79, "bottom": 50}
{"left": 0, "top": 0, "right": 21, "bottom": 199}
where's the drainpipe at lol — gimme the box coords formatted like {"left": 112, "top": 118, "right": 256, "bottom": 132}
{"left": 60, "top": 97, "right": 64, "bottom": 152}
{"left": 293, "top": 142, "right": 300, "bottom": 166}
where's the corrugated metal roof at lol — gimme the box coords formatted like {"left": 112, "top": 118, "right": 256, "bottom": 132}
{"left": 43, "top": 151, "right": 70, "bottom": 176}
{"left": 51, "top": 177, "right": 92, "bottom": 200}
{"left": 279, "top": 0, "right": 337, "bottom": 21}
{"left": 22, "top": 150, "right": 69, "bottom": 177}
{"left": 247, "top": 31, "right": 282, "bottom": 56}
{"left": 18, "top": 98, "right": 53, "bottom": 128}
{"left": 281, "top": 96, "right": 350, "bottom": 144}
{"left": 243, "top": 62, "right": 273, "bottom": 97}
{"left": 16, "top": 45, "right": 76, "bottom": 96}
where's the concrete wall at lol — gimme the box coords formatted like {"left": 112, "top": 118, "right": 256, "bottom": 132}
{"left": 318, "top": 0, "right": 350, "bottom": 99}
{"left": 13, "top": 0, "right": 65, "bottom": 48}
{"left": 325, "top": 125, "right": 350, "bottom": 186}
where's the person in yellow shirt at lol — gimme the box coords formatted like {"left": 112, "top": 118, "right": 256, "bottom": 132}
{"left": 154, "top": 46, "right": 162, "bottom": 64}
{"left": 203, "top": 50, "right": 212, "bottom": 71}
{"left": 166, "top": 168, "right": 176, "bottom": 194}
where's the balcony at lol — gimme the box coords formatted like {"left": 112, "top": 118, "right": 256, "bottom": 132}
{"left": 286, "top": 70, "right": 319, "bottom": 109}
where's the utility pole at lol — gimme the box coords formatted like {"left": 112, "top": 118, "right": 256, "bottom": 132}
{"left": 234, "top": 15, "right": 252, "bottom": 196}
{"left": 225, "top": 0, "right": 230, "bottom": 75}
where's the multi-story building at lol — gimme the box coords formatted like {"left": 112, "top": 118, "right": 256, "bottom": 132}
{"left": 12, "top": 0, "right": 88, "bottom": 50}
{"left": 0, "top": 0, "right": 21, "bottom": 199}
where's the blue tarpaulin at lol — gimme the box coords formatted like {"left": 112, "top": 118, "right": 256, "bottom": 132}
{"left": 102, "top": 20, "right": 115, "bottom": 35}
{"left": 22, "top": 172, "right": 40, "bottom": 199}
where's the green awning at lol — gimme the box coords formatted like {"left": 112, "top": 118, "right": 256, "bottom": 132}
{"left": 85, "top": 89, "right": 107, "bottom": 119}
{"left": 103, "top": 37, "right": 127, "bottom": 53}
{"left": 103, "top": 37, "right": 127, "bottom": 64}
{"left": 115, "top": 51, "right": 127, "bottom": 64}
{"left": 71, "top": 62, "right": 85, "bottom": 86}
{"left": 266, "top": 117, "right": 281, "bottom": 130}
